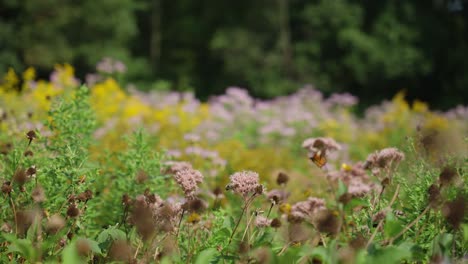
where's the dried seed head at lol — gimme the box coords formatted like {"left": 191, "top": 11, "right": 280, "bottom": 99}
{"left": 253, "top": 247, "right": 272, "bottom": 264}
{"left": 26, "top": 130, "right": 37, "bottom": 140}
{"left": 76, "top": 238, "right": 91, "bottom": 257}
{"left": 66, "top": 204, "right": 80, "bottom": 218}
{"left": 122, "top": 194, "right": 132, "bottom": 206}
{"left": 1, "top": 222, "right": 12, "bottom": 233}
{"left": 135, "top": 169, "right": 148, "bottom": 184}
{"left": 442, "top": 195, "right": 466, "bottom": 229}
{"left": 1, "top": 181, "right": 12, "bottom": 195}
{"left": 109, "top": 240, "right": 134, "bottom": 262}
{"left": 23, "top": 150, "right": 34, "bottom": 157}
{"left": 16, "top": 210, "right": 34, "bottom": 235}
{"left": 0, "top": 142, "right": 13, "bottom": 155}
{"left": 350, "top": 234, "right": 367, "bottom": 250}
{"left": 46, "top": 214, "right": 66, "bottom": 234}
{"left": 26, "top": 166, "right": 37, "bottom": 178}
{"left": 76, "top": 189, "right": 93, "bottom": 202}
{"left": 276, "top": 172, "right": 289, "bottom": 185}
{"left": 381, "top": 177, "right": 391, "bottom": 187}
{"left": 315, "top": 209, "right": 341, "bottom": 236}
{"left": 182, "top": 198, "right": 207, "bottom": 213}
{"left": 428, "top": 184, "right": 441, "bottom": 207}
{"left": 288, "top": 222, "right": 310, "bottom": 243}
{"left": 439, "top": 165, "right": 457, "bottom": 187}
{"left": 68, "top": 194, "right": 76, "bottom": 203}
{"left": 32, "top": 185, "right": 46, "bottom": 203}
{"left": 372, "top": 210, "right": 387, "bottom": 223}
{"left": 13, "top": 168, "right": 28, "bottom": 186}
{"left": 338, "top": 193, "right": 353, "bottom": 205}
{"left": 212, "top": 186, "right": 223, "bottom": 197}
{"left": 270, "top": 218, "right": 282, "bottom": 228}
{"left": 237, "top": 241, "right": 250, "bottom": 255}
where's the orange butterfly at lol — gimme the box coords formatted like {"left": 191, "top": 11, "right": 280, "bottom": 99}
{"left": 310, "top": 150, "right": 327, "bottom": 168}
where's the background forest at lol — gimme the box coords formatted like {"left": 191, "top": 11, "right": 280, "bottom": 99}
{"left": 1, "top": 0, "right": 468, "bottom": 108}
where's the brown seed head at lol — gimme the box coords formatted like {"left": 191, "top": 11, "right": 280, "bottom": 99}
{"left": 76, "top": 238, "right": 91, "bottom": 257}
{"left": 350, "top": 234, "right": 367, "bottom": 250}
{"left": 0, "top": 142, "right": 13, "bottom": 155}
{"left": 276, "top": 172, "right": 289, "bottom": 185}
{"left": 26, "top": 130, "right": 37, "bottom": 140}
{"left": 13, "top": 168, "right": 28, "bottom": 186}
{"left": 109, "top": 240, "right": 134, "bottom": 262}
{"left": 66, "top": 204, "right": 80, "bottom": 218}
{"left": 46, "top": 214, "right": 66, "bottom": 234}
{"left": 428, "top": 184, "right": 441, "bottom": 207}
{"left": 24, "top": 150, "right": 34, "bottom": 157}
{"left": 26, "top": 166, "right": 37, "bottom": 177}
{"left": 122, "top": 194, "right": 132, "bottom": 206}
{"left": 439, "top": 165, "right": 457, "bottom": 187}
{"left": 213, "top": 186, "right": 223, "bottom": 197}
{"left": 270, "top": 218, "right": 282, "bottom": 228}
{"left": 316, "top": 209, "right": 341, "bottom": 236}
{"left": 442, "top": 195, "right": 466, "bottom": 229}
{"left": 16, "top": 210, "right": 34, "bottom": 235}
{"left": 32, "top": 186, "right": 46, "bottom": 203}
{"left": 1, "top": 181, "right": 12, "bottom": 195}
{"left": 183, "top": 198, "right": 207, "bottom": 213}
{"left": 135, "top": 169, "right": 148, "bottom": 184}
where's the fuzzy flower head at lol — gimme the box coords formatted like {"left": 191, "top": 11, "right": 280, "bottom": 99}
{"left": 302, "top": 137, "right": 341, "bottom": 154}
{"left": 226, "top": 171, "right": 263, "bottom": 198}
{"left": 290, "top": 197, "right": 326, "bottom": 221}
{"left": 173, "top": 168, "right": 204, "bottom": 198}
{"left": 255, "top": 216, "right": 272, "bottom": 228}
{"left": 364, "top": 147, "right": 405, "bottom": 174}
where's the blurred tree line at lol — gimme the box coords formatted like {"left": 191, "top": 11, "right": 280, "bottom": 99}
{"left": 1, "top": 0, "right": 467, "bottom": 108}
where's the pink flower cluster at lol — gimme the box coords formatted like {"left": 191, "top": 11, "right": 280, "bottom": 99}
{"left": 364, "top": 147, "right": 405, "bottom": 174}
{"left": 227, "top": 171, "right": 262, "bottom": 198}
{"left": 327, "top": 162, "right": 377, "bottom": 197}
{"left": 290, "top": 197, "right": 326, "bottom": 221}
{"left": 255, "top": 215, "right": 272, "bottom": 228}
{"left": 173, "top": 168, "right": 204, "bottom": 198}
{"left": 302, "top": 137, "right": 341, "bottom": 154}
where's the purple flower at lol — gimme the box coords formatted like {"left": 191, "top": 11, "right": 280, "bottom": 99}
{"left": 173, "top": 168, "right": 204, "bottom": 198}
{"left": 227, "top": 171, "right": 262, "bottom": 198}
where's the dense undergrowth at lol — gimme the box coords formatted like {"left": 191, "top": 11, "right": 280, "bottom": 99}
{"left": 0, "top": 65, "right": 467, "bottom": 263}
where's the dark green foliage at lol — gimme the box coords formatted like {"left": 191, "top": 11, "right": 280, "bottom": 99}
{"left": 0, "top": 1, "right": 467, "bottom": 105}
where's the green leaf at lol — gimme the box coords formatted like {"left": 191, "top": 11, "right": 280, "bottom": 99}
{"left": 384, "top": 213, "right": 403, "bottom": 238}
{"left": 62, "top": 241, "right": 82, "bottom": 264}
{"left": 337, "top": 180, "right": 348, "bottom": 197}
{"left": 195, "top": 248, "right": 219, "bottom": 264}
{"left": 86, "top": 239, "right": 102, "bottom": 255}
{"left": 367, "top": 243, "right": 413, "bottom": 263}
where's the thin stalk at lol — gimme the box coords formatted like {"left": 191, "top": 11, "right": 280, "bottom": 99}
{"left": 387, "top": 205, "right": 430, "bottom": 245}
{"left": 9, "top": 194, "right": 18, "bottom": 234}
{"left": 241, "top": 211, "right": 255, "bottom": 241}
{"left": 366, "top": 184, "right": 400, "bottom": 249}
{"left": 266, "top": 203, "right": 274, "bottom": 218}
{"left": 175, "top": 209, "right": 186, "bottom": 239}
{"left": 227, "top": 194, "right": 256, "bottom": 247}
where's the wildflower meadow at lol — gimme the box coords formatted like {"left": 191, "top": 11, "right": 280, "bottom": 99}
{"left": 0, "top": 64, "right": 467, "bottom": 263}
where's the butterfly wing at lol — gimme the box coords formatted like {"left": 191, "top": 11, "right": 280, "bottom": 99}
{"left": 310, "top": 151, "right": 327, "bottom": 168}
